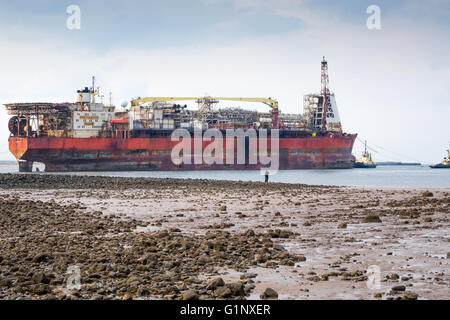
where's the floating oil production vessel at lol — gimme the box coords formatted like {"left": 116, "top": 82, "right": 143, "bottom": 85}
{"left": 5, "top": 58, "right": 357, "bottom": 172}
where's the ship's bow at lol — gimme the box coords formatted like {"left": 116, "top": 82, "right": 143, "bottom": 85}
{"left": 9, "top": 136, "right": 33, "bottom": 172}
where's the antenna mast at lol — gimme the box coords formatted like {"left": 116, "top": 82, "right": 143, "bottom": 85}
{"left": 91, "top": 76, "right": 96, "bottom": 103}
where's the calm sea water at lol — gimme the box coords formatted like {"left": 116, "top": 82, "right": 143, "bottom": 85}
{"left": 0, "top": 163, "right": 449, "bottom": 189}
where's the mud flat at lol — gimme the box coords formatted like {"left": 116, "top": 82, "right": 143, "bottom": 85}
{"left": 0, "top": 174, "right": 449, "bottom": 300}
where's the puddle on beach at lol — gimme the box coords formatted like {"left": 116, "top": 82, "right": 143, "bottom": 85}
{"left": 135, "top": 225, "right": 163, "bottom": 233}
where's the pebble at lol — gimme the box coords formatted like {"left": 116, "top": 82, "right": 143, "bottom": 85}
{"left": 392, "top": 285, "right": 406, "bottom": 292}
{"left": 261, "top": 288, "right": 278, "bottom": 299}
{"left": 206, "top": 278, "right": 225, "bottom": 290}
{"left": 362, "top": 215, "right": 382, "bottom": 223}
{"left": 182, "top": 290, "right": 199, "bottom": 300}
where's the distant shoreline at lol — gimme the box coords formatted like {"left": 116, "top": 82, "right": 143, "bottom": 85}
{"left": 0, "top": 161, "right": 16, "bottom": 166}
{"left": 376, "top": 162, "right": 422, "bottom": 166}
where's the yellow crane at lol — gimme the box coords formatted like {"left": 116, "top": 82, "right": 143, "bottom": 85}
{"left": 130, "top": 96, "right": 280, "bottom": 128}
{"left": 131, "top": 96, "right": 278, "bottom": 109}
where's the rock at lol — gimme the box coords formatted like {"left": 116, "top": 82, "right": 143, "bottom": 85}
{"left": 244, "top": 284, "right": 256, "bottom": 293}
{"left": 226, "top": 283, "right": 244, "bottom": 296}
{"left": 156, "top": 230, "right": 169, "bottom": 238}
{"left": 182, "top": 290, "right": 199, "bottom": 300}
{"left": 136, "top": 286, "right": 150, "bottom": 296}
{"left": 137, "top": 254, "right": 156, "bottom": 264}
{"left": 197, "top": 256, "right": 210, "bottom": 265}
{"left": 307, "top": 276, "right": 321, "bottom": 282}
{"left": 0, "top": 279, "right": 13, "bottom": 288}
{"left": 244, "top": 230, "right": 255, "bottom": 237}
{"left": 262, "top": 288, "right": 278, "bottom": 299}
{"left": 273, "top": 244, "right": 286, "bottom": 251}
{"left": 122, "top": 294, "right": 132, "bottom": 300}
{"left": 265, "top": 261, "right": 278, "bottom": 268}
{"left": 32, "top": 253, "right": 51, "bottom": 263}
{"left": 362, "top": 215, "right": 382, "bottom": 223}
{"left": 392, "top": 285, "right": 406, "bottom": 292}
{"left": 206, "top": 277, "right": 225, "bottom": 290}
{"left": 320, "top": 274, "right": 329, "bottom": 281}
{"left": 240, "top": 273, "right": 257, "bottom": 280}
{"left": 215, "top": 286, "right": 232, "bottom": 298}
{"left": 279, "top": 230, "right": 291, "bottom": 238}
{"left": 30, "top": 284, "right": 51, "bottom": 295}
{"left": 373, "top": 293, "right": 383, "bottom": 299}
{"left": 32, "top": 272, "right": 50, "bottom": 284}
{"left": 422, "top": 191, "right": 433, "bottom": 197}
{"left": 401, "top": 292, "right": 418, "bottom": 300}
{"left": 255, "top": 254, "right": 267, "bottom": 263}
{"left": 390, "top": 273, "right": 399, "bottom": 280}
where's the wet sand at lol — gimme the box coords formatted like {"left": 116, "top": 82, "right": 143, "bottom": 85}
{"left": 0, "top": 174, "right": 448, "bottom": 300}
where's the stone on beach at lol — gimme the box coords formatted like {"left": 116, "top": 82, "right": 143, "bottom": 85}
{"left": 261, "top": 288, "right": 278, "bottom": 299}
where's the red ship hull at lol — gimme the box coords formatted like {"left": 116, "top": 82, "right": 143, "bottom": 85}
{"left": 9, "top": 132, "right": 356, "bottom": 172}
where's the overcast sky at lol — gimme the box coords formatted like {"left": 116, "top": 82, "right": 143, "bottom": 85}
{"left": 0, "top": 0, "right": 449, "bottom": 163}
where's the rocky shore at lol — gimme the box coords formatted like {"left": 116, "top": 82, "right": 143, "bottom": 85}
{"left": 0, "top": 174, "right": 449, "bottom": 300}
{"left": 0, "top": 173, "right": 316, "bottom": 191}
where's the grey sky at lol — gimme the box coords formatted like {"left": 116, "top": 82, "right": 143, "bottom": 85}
{"left": 0, "top": 0, "right": 449, "bottom": 163}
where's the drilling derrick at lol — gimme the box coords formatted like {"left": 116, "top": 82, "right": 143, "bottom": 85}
{"left": 321, "top": 57, "right": 330, "bottom": 131}
{"left": 303, "top": 57, "right": 342, "bottom": 132}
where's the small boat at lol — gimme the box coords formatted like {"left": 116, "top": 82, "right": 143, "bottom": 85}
{"left": 354, "top": 141, "right": 376, "bottom": 168}
{"left": 430, "top": 149, "right": 450, "bottom": 168}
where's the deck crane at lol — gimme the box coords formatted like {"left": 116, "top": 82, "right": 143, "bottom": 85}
{"left": 130, "top": 96, "right": 280, "bottom": 128}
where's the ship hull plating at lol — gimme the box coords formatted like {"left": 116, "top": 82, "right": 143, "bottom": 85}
{"left": 430, "top": 164, "right": 450, "bottom": 169}
{"left": 9, "top": 133, "right": 357, "bottom": 172}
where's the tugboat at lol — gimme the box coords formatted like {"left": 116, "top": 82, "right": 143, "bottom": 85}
{"left": 430, "top": 149, "right": 450, "bottom": 168}
{"left": 354, "top": 141, "right": 376, "bottom": 168}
